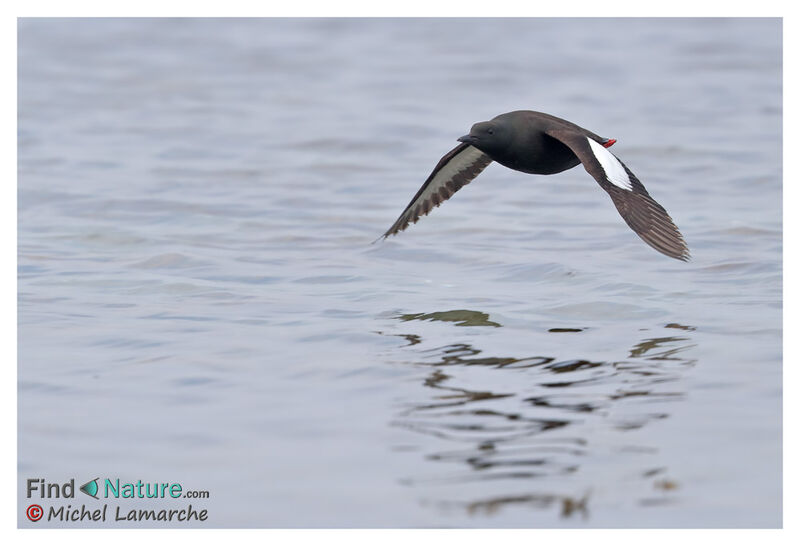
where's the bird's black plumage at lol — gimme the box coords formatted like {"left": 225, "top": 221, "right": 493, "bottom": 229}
{"left": 380, "top": 110, "right": 689, "bottom": 261}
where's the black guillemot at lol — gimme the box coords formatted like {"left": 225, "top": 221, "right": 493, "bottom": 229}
{"left": 380, "top": 110, "right": 689, "bottom": 261}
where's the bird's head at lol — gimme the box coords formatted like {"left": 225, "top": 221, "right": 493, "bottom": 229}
{"left": 457, "top": 120, "right": 508, "bottom": 155}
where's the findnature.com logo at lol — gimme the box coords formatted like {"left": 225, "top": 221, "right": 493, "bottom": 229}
{"left": 25, "top": 477, "right": 211, "bottom": 524}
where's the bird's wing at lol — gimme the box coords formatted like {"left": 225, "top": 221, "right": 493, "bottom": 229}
{"left": 379, "top": 143, "right": 493, "bottom": 239}
{"left": 545, "top": 128, "right": 690, "bottom": 261}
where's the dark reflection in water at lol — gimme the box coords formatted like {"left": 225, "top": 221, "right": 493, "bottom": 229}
{"left": 381, "top": 310, "right": 698, "bottom": 519}
{"left": 398, "top": 309, "right": 502, "bottom": 328}
{"left": 460, "top": 492, "right": 590, "bottom": 518}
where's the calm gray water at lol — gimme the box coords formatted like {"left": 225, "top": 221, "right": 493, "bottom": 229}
{"left": 18, "top": 18, "right": 782, "bottom": 528}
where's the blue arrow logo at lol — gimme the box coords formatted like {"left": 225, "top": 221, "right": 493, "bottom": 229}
{"left": 80, "top": 478, "right": 99, "bottom": 499}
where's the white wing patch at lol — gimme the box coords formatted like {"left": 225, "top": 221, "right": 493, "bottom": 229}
{"left": 587, "top": 137, "right": 633, "bottom": 191}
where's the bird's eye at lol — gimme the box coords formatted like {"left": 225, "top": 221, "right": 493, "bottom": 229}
{"left": 487, "top": 128, "right": 494, "bottom": 135}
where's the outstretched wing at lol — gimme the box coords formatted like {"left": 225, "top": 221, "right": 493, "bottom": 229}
{"left": 545, "top": 129, "right": 690, "bottom": 261}
{"left": 379, "top": 143, "right": 493, "bottom": 239}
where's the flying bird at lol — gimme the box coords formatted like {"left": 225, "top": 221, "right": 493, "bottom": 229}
{"left": 379, "top": 110, "right": 689, "bottom": 261}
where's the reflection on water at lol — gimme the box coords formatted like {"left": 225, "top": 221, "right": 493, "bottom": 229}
{"left": 382, "top": 310, "right": 697, "bottom": 519}
{"left": 398, "top": 309, "right": 502, "bottom": 328}
{"left": 462, "top": 492, "right": 590, "bottom": 518}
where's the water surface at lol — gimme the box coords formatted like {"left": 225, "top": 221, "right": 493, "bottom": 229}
{"left": 18, "top": 18, "right": 781, "bottom": 527}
